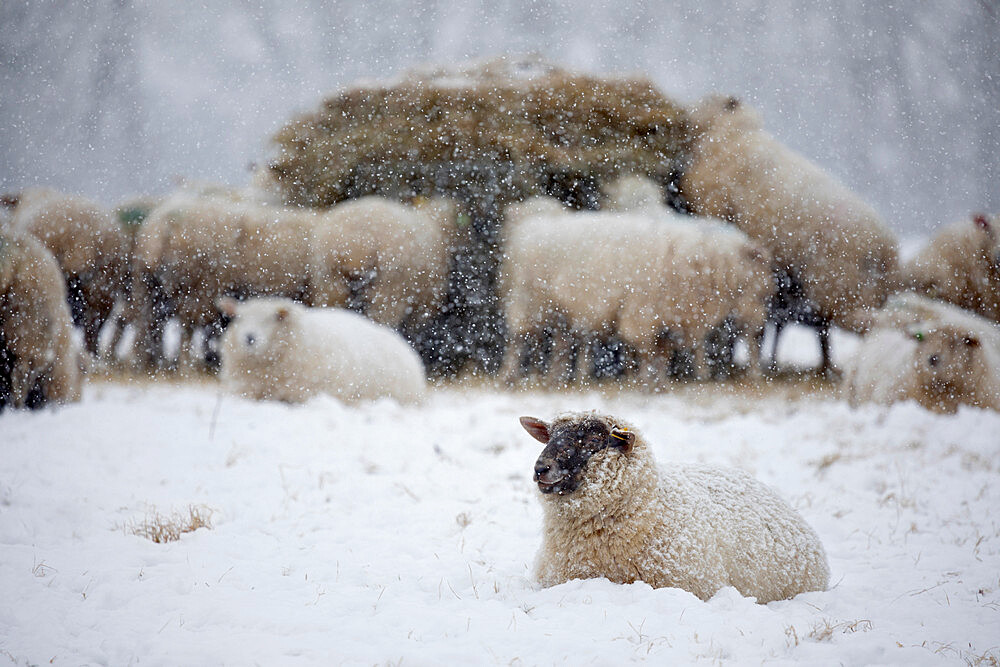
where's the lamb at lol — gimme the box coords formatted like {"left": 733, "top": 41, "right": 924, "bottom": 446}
{"left": 680, "top": 95, "right": 900, "bottom": 374}
{"left": 521, "top": 412, "right": 830, "bottom": 603}
{"left": 217, "top": 296, "right": 426, "bottom": 404}
{"left": 500, "top": 198, "right": 771, "bottom": 384}
{"left": 844, "top": 292, "right": 1000, "bottom": 413}
{"left": 2, "top": 187, "right": 128, "bottom": 356}
{"left": 904, "top": 213, "right": 1000, "bottom": 324}
{"left": 0, "top": 228, "right": 83, "bottom": 409}
{"left": 309, "top": 196, "right": 459, "bottom": 333}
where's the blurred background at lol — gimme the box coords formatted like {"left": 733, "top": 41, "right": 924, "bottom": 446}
{"left": 1, "top": 1, "right": 997, "bottom": 239}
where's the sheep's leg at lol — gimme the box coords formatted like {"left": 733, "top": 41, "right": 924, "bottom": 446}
{"left": 691, "top": 341, "right": 708, "bottom": 381}
{"left": 548, "top": 330, "right": 577, "bottom": 387}
{"left": 174, "top": 324, "right": 198, "bottom": 372}
{"left": 11, "top": 360, "right": 42, "bottom": 409}
{"left": 104, "top": 304, "right": 128, "bottom": 364}
{"left": 746, "top": 327, "right": 765, "bottom": 379}
{"left": 768, "top": 321, "right": 784, "bottom": 374}
{"left": 817, "top": 322, "right": 835, "bottom": 378}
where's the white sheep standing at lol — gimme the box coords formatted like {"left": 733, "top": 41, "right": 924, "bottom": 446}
{"left": 218, "top": 296, "right": 426, "bottom": 404}
{"left": 310, "top": 195, "right": 459, "bottom": 332}
{"left": 521, "top": 412, "right": 830, "bottom": 603}
{"left": 904, "top": 213, "right": 1000, "bottom": 324}
{"left": 500, "top": 198, "right": 771, "bottom": 384}
{"left": 0, "top": 228, "right": 83, "bottom": 409}
{"left": 844, "top": 292, "right": 1000, "bottom": 413}
{"left": 681, "top": 95, "right": 900, "bottom": 373}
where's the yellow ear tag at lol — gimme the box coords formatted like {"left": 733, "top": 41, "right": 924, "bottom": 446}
{"left": 611, "top": 428, "right": 630, "bottom": 443}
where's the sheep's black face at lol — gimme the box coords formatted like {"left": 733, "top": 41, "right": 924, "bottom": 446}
{"left": 521, "top": 416, "right": 634, "bottom": 496}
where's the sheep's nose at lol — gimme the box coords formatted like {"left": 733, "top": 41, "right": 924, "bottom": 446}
{"left": 246, "top": 334, "right": 256, "bottom": 346}
{"left": 928, "top": 354, "right": 939, "bottom": 367}
{"left": 534, "top": 463, "right": 550, "bottom": 482}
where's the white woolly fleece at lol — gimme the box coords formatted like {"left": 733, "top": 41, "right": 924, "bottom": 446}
{"left": 534, "top": 412, "right": 830, "bottom": 603}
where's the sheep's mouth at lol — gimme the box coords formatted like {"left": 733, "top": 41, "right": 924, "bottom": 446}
{"left": 537, "top": 478, "right": 575, "bottom": 495}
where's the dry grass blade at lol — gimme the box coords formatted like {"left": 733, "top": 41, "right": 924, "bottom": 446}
{"left": 125, "top": 504, "right": 215, "bottom": 544}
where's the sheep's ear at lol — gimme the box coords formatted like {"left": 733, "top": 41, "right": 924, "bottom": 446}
{"left": 217, "top": 296, "right": 239, "bottom": 317}
{"left": 973, "top": 213, "right": 990, "bottom": 232}
{"left": 963, "top": 335, "right": 980, "bottom": 348}
{"left": 519, "top": 416, "right": 550, "bottom": 444}
{"left": 610, "top": 427, "right": 635, "bottom": 451}
{"left": 274, "top": 306, "right": 290, "bottom": 322}
{"left": 724, "top": 96, "right": 741, "bottom": 111}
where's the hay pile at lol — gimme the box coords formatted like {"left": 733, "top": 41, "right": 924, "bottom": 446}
{"left": 265, "top": 56, "right": 688, "bottom": 211}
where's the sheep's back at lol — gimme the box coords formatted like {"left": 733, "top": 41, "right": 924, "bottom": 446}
{"left": 656, "top": 464, "right": 829, "bottom": 603}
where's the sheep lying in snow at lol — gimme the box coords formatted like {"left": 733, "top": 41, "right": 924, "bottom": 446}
{"left": 844, "top": 292, "right": 1000, "bottom": 413}
{"left": 2, "top": 187, "right": 127, "bottom": 356}
{"left": 0, "top": 228, "right": 83, "bottom": 409}
{"left": 681, "top": 95, "right": 899, "bottom": 373}
{"left": 521, "top": 412, "right": 829, "bottom": 603}
{"left": 218, "top": 297, "right": 425, "bottom": 404}
{"left": 905, "top": 213, "right": 1000, "bottom": 324}
{"left": 501, "top": 196, "right": 771, "bottom": 384}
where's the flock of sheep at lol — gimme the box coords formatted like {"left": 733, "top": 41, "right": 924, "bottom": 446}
{"left": 2, "top": 94, "right": 1000, "bottom": 414}
{"left": 1, "top": 86, "right": 999, "bottom": 603}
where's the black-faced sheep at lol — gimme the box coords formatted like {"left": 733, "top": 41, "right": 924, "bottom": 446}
{"left": 0, "top": 228, "right": 83, "bottom": 409}
{"left": 521, "top": 412, "right": 829, "bottom": 603}
{"left": 681, "top": 96, "right": 900, "bottom": 374}
{"left": 2, "top": 187, "right": 128, "bottom": 356}
{"left": 844, "top": 293, "right": 1000, "bottom": 413}
{"left": 905, "top": 213, "right": 1000, "bottom": 324}
{"left": 218, "top": 297, "right": 426, "bottom": 404}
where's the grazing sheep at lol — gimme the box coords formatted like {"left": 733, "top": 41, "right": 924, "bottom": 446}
{"left": 500, "top": 201, "right": 771, "bottom": 384}
{"left": 844, "top": 292, "right": 1000, "bottom": 413}
{"left": 310, "top": 196, "right": 458, "bottom": 333}
{"left": 0, "top": 228, "right": 83, "bottom": 409}
{"left": 905, "top": 213, "right": 1000, "bottom": 324}
{"left": 218, "top": 296, "right": 426, "bottom": 404}
{"left": 3, "top": 187, "right": 128, "bottom": 356}
{"left": 521, "top": 412, "right": 829, "bottom": 603}
{"left": 681, "top": 95, "right": 899, "bottom": 373}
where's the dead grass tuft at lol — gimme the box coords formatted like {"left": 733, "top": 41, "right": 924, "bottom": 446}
{"left": 123, "top": 505, "right": 215, "bottom": 543}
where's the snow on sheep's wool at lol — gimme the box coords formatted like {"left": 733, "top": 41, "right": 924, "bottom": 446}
{"left": 219, "top": 296, "right": 425, "bottom": 404}
{"left": 524, "top": 411, "right": 829, "bottom": 603}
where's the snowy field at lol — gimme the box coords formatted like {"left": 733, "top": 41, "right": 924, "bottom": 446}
{"left": 2, "top": 333, "right": 999, "bottom": 665}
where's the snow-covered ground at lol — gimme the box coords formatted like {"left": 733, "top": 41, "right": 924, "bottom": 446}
{"left": 2, "top": 350, "right": 998, "bottom": 665}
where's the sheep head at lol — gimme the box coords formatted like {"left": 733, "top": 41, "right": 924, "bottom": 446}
{"left": 521, "top": 414, "right": 635, "bottom": 495}
{"left": 218, "top": 296, "right": 295, "bottom": 359}
{"left": 910, "top": 325, "right": 982, "bottom": 412}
